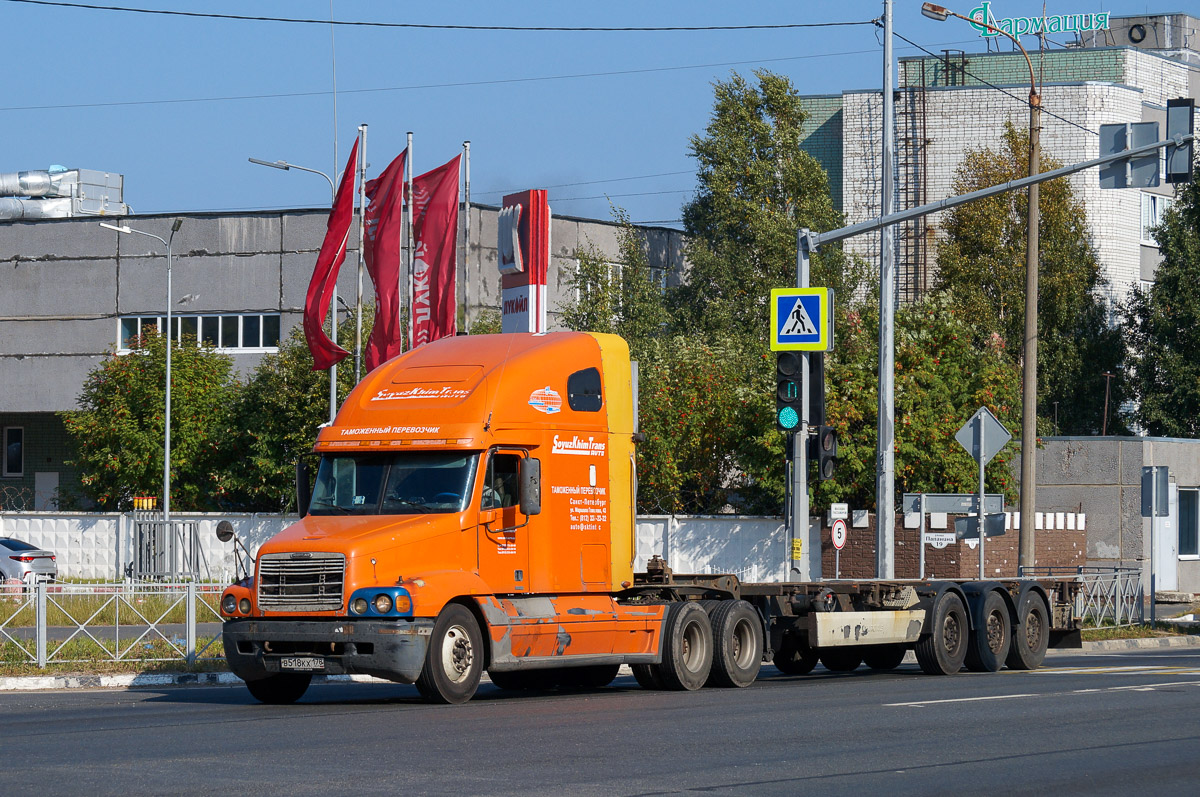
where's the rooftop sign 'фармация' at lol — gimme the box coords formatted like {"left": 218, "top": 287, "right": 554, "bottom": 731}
{"left": 968, "top": 2, "right": 1110, "bottom": 40}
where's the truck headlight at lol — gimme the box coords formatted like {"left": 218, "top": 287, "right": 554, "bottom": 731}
{"left": 373, "top": 594, "right": 393, "bottom": 614}
{"left": 352, "top": 598, "right": 369, "bottom": 615}
{"left": 222, "top": 595, "right": 237, "bottom": 615}
{"left": 238, "top": 598, "right": 252, "bottom": 615}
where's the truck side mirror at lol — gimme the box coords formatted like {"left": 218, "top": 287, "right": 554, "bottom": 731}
{"left": 296, "top": 460, "right": 311, "bottom": 518}
{"left": 520, "top": 458, "right": 541, "bottom": 516}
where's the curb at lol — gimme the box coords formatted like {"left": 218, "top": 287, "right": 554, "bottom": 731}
{"left": 4, "top": 641, "right": 1200, "bottom": 692}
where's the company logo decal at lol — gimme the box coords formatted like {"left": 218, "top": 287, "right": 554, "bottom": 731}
{"left": 371, "top": 386, "right": 470, "bottom": 402}
{"left": 528, "top": 386, "right": 563, "bottom": 414}
{"left": 552, "top": 435, "right": 606, "bottom": 456}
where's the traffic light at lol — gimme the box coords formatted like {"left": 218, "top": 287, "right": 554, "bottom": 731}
{"left": 776, "top": 352, "right": 803, "bottom": 432}
{"left": 814, "top": 424, "right": 838, "bottom": 481}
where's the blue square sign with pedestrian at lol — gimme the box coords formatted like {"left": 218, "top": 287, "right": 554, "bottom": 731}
{"left": 770, "top": 288, "right": 833, "bottom": 351}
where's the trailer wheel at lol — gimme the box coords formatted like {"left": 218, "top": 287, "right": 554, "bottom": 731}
{"left": 657, "top": 601, "right": 713, "bottom": 690}
{"left": 819, "top": 648, "right": 863, "bottom": 672}
{"left": 915, "top": 592, "right": 968, "bottom": 675}
{"left": 415, "top": 603, "right": 484, "bottom": 704}
{"left": 773, "top": 636, "right": 819, "bottom": 675}
{"left": 557, "top": 664, "right": 621, "bottom": 689}
{"left": 705, "top": 600, "right": 763, "bottom": 688}
{"left": 245, "top": 673, "right": 311, "bottom": 704}
{"left": 965, "top": 591, "right": 1011, "bottom": 672}
{"left": 863, "top": 644, "right": 907, "bottom": 671}
{"left": 632, "top": 663, "right": 666, "bottom": 690}
{"left": 1006, "top": 591, "right": 1049, "bottom": 671}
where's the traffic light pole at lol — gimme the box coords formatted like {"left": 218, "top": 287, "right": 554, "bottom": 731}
{"left": 792, "top": 234, "right": 812, "bottom": 581}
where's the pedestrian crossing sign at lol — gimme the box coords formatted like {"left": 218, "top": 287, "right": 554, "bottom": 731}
{"left": 770, "top": 288, "right": 833, "bottom": 351}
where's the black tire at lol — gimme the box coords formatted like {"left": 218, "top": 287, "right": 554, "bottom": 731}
{"left": 819, "top": 647, "right": 863, "bottom": 673}
{"left": 706, "top": 600, "right": 763, "bottom": 688}
{"left": 773, "top": 636, "right": 819, "bottom": 675}
{"left": 557, "top": 664, "right": 621, "bottom": 689}
{"left": 632, "top": 663, "right": 666, "bottom": 690}
{"left": 915, "top": 592, "right": 969, "bottom": 675}
{"left": 657, "top": 601, "right": 713, "bottom": 690}
{"left": 488, "top": 669, "right": 552, "bottom": 691}
{"left": 1006, "top": 591, "right": 1050, "bottom": 671}
{"left": 863, "top": 644, "right": 907, "bottom": 671}
{"left": 415, "top": 603, "right": 484, "bottom": 704}
{"left": 965, "top": 591, "right": 1011, "bottom": 673}
{"left": 245, "top": 673, "right": 311, "bottom": 704}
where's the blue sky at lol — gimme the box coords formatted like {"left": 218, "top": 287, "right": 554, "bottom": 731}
{"left": 3, "top": 1, "right": 1160, "bottom": 227}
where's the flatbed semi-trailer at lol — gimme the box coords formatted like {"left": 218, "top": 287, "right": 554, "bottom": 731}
{"left": 219, "top": 332, "right": 1080, "bottom": 704}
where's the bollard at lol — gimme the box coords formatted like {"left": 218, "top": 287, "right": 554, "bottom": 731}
{"left": 36, "top": 581, "right": 47, "bottom": 668}
{"left": 186, "top": 581, "right": 196, "bottom": 666}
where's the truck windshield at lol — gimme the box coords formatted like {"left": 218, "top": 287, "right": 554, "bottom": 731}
{"left": 309, "top": 452, "right": 476, "bottom": 515}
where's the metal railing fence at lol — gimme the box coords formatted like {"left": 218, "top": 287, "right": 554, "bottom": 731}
{"left": 1021, "top": 566, "right": 1145, "bottom": 627}
{"left": 0, "top": 582, "right": 226, "bottom": 668}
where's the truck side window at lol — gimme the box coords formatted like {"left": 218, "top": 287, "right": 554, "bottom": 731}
{"left": 567, "top": 367, "right": 603, "bottom": 412}
{"left": 482, "top": 453, "right": 520, "bottom": 510}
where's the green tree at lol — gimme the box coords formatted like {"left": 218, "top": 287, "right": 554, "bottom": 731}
{"left": 214, "top": 309, "right": 369, "bottom": 511}
{"left": 933, "top": 123, "right": 1125, "bottom": 434}
{"left": 1123, "top": 164, "right": 1200, "bottom": 436}
{"left": 673, "top": 69, "right": 865, "bottom": 344}
{"left": 818, "top": 297, "right": 1023, "bottom": 510}
{"left": 61, "top": 332, "right": 235, "bottom": 511}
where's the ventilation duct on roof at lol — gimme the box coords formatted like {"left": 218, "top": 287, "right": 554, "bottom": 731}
{"left": 0, "top": 168, "right": 129, "bottom": 219}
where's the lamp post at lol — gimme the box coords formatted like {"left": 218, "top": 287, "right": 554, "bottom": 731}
{"left": 922, "top": 3, "right": 1041, "bottom": 571}
{"left": 100, "top": 219, "right": 184, "bottom": 521}
{"left": 1101, "top": 371, "right": 1116, "bottom": 435}
{"left": 249, "top": 156, "right": 340, "bottom": 423}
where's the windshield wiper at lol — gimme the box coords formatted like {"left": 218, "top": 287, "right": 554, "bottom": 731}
{"left": 386, "top": 499, "right": 432, "bottom": 512}
{"left": 310, "top": 499, "right": 352, "bottom": 514}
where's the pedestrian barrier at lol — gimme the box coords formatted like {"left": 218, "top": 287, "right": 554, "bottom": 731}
{"left": 0, "top": 582, "right": 226, "bottom": 668}
{"left": 1022, "top": 566, "right": 1144, "bottom": 627}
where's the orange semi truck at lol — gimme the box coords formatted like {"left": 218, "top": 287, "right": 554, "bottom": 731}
{"left": 219, "top": 331, "right": 1080, "bottom": 704}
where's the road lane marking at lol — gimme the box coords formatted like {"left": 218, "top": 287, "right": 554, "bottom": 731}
{"left": 887, "top": 679, "right": 1200, "bottom": 707}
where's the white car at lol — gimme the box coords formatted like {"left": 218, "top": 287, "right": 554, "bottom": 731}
{"left": 0, "top": 538, "right": 57, "bottom": 583}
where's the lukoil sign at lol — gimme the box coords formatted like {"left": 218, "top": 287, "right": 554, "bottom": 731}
{"left": 968, "top": 2, "right": 1110, "bottom": 39}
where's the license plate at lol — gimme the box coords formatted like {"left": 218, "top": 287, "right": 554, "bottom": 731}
{"left": 279, "top": 656, "right": 325, "bottom": 672}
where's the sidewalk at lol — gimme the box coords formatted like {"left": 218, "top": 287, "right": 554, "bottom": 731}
{"left": 4, "top": 636, "right": 1198, "bottom": 692}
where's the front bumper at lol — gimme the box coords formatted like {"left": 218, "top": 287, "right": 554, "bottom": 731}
{"left": 222, "top": 617, "right": 435, "bottom": 684}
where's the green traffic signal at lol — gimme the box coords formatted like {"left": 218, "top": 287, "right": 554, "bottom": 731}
{"left": 778, "top": 406, "right": 800, "bottom": 431}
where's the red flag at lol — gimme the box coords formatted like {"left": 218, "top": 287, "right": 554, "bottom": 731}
{"left": 303, "top": 139, "right": 358, "bottom": 371}
{"left": 411, "top": 154, "right": 461, "bottom": 347}
{"left": 363, "top": 149, "right": 407, "bottom": 372}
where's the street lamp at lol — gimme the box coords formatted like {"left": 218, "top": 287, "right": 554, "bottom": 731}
{"left": 922, "top": 3, "right": 1042, "bottom": 571}
{"left": 249, "top": 156, "right": 339, "bottom": 423}
{"left": 100, "top": 218, "right": 184, "bottom": 521}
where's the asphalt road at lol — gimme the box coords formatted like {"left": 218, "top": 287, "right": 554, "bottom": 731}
{"left": 3, "top": 647, "right": 1199, "bottom": 797}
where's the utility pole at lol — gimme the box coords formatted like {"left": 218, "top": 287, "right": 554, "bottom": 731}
{"left": 876, "top": 0, "right": 897, "bottom": 578}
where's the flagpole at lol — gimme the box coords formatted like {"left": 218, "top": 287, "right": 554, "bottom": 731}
{"left": 406, "top": 130, "right": 415, "bottom": 351}
{"left": 462, "top": 140, "right": 471, "bottom": 334}
{"left": 354, "top": 123, "right": 367, "bottom": 383}
{"left": 327, "top": 0, "right": 339, "bottom": 423}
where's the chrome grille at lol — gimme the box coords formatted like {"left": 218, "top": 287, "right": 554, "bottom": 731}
{"left": 257, "top": 552, "right": 345, "bottom": 611}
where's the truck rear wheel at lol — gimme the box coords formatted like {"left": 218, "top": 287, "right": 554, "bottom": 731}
{"left": 416, "top": 604, "right": 484, "bottom": 704}
{"left": 819, "top": 648, "right": 863, "bottom": 672}
{"left": 773, "top": 636, "right": 819, "bottom": 675}
{"left": 632, "top": 663, "right": 666, "bottom": 690}
{"left": 965, "top": 591, "right": 1011, "bottom": 672}
{"left": 706, "top": 600, "right": 763, "bottom": 688}
{"left": 657, "top": 601, "right": 713, "bottom": 690}
{"left": 245, "top": 673, "right": 311, "bottom": 704}
{"left": 863, "top": 644, "right": 907, "bottom": 671}
{"left": 1006, "top": 591, "right": 1049, "bottom": 671}
{"left": 915, "top": 592, "right": 968, "bottom": 675}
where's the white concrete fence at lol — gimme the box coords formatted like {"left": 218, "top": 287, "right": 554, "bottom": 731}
{"left": 1, "top": 512, "right": 790, "bottom": 583}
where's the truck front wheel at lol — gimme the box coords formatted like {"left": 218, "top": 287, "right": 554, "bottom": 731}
{"left": 416, "top": 604, "right": 484, "bottom": 704}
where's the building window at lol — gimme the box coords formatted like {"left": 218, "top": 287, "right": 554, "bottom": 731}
{"left": 118, "top": 314, "right": 282, "bottom": 353}
{"left": 1141, "top": 193, "right": 1173, "bottom": 246}
{"left": 1180, "top": 488, "right": 1199, "bottom": 558}
{"left": 2, "top": 427, "right": 22, "bottom": 478}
